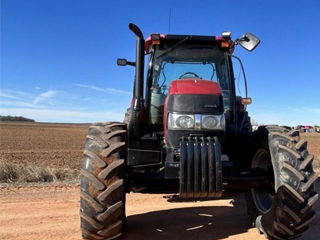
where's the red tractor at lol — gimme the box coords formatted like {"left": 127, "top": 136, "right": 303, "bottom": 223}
{"left": 80, "top": 23, "right": 318, "bottom": 240}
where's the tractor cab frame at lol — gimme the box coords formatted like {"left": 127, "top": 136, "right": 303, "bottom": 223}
{"left": 119, "top": 24, "right": 259, "bottom": 184}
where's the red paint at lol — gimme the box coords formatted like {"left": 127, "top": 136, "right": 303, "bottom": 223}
{"left": 215, "top": 36, "right": 227, "bottom": 41}
{"left": 145, "top": 34, "right": 166, "bottom": 53}
{"left": 168, "top": 79, "right": 221, "bottom": 95}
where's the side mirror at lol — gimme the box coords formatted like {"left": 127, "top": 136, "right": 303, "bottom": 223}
{"left": 238, "top": 33, "right": 260, "bottom": 52}
{"left": 117, "top": 58, "right": 135, "bottom": 66}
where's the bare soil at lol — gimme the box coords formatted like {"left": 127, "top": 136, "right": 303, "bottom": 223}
{"left": 0, "top": 122, "right": 88, "bottom": 169}
{"left": 302, "top": 133, "right": 320, "bottom": 172}
{"left": 0, "top": 122, "right": 319, "bottom": 239}
{"left": 1, "top": 122, "right": 319, "bottom": 173}
{"left": 1, "top": 181, "right": 319, "bottom": 240}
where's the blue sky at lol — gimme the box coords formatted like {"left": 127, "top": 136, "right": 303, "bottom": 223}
{"left": 1, "top": 0, "right": 320, "bottom": 125}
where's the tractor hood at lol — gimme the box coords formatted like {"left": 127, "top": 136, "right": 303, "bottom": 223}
{"left": 166, "top": 79, "right": 223, "bottom": 115}
{"left": 163, "top": 78, "right": 225, "bottom": 148}
{"left": 168, "top": 79, "right": 221, "bottom": 95}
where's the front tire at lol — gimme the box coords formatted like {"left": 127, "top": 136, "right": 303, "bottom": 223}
{"left": 80, "top": 122, "right": 127, "bottom": 240}
{"left": 247, "top": 126, "right": 318, "bottom": 239}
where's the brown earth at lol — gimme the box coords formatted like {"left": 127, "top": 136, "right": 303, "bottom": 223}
{"left": 0, "top": 181, "right": 319, "bottom": 240}
{"left": 0, "top": 122, "right": 88, "bottom": 169}
{"left": 0, "top": 122, "right": 319, "bottom": 171}
{"left": 302, "top": 133, "right": 320, "bottom": 171}
{"left": 0, "top": 122, "right": 319, "bottom": 239}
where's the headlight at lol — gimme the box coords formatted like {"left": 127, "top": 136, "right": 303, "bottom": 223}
{"left": 168, "top": 113, "right": 195, "bottom": 129}
{"left": 168, "top": 113, "right": 225, "bottom": 130}
{"left": 177, "top": 115, "right": 194, "bottom": 128}
{"left": 202, "top": 115, "right": 218, "bottom": 129}
{"left": 201, "top": 114, "right": 225, "bottom": 130}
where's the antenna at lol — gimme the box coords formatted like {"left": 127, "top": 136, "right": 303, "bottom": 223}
{"left": 168, "top": 8, "right": 172, "bottom": 33}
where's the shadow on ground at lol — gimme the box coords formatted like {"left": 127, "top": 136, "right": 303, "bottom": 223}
{"left": 121, "top": 180, "right": 320, "bottom": 240}
{"left": 121, "top": 192, "right": 253, "bottom": 240}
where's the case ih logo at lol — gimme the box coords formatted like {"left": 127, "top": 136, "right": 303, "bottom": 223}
{"left": 204, "top": 104, "right": 218, "bottom": 108}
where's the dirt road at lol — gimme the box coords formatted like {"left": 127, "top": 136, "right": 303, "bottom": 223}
{"left": 1, "top": 180, "right": 319, "bottom": 240}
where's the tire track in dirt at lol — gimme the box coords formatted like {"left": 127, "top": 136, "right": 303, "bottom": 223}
{"left": 1, "top": 180, "right": 319, "bottom": 240}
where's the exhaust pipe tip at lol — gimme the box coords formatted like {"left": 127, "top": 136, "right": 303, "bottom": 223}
{"left": 128, "top": 23, "right": 144, "bottom": 39}
{"left": 128, "top": 23, "right": 134, "bottom": 30}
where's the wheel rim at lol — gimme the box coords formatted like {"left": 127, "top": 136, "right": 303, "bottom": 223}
{"left": 251, "top": 148, "right": 274, "bottom": 214}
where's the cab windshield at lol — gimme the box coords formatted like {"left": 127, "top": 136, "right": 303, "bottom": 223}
{"left": 149, "top": 43, "right": 232, "bottom": 125}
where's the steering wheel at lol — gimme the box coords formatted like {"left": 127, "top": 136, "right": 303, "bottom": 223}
{"left": 179, "top": 72, "right": 200, "bottom": 79}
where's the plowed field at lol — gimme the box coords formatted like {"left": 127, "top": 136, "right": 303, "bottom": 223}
{"left": 0, "top": 122, "right": 319, "bottom": 171}
{"left": 0, "top": 122, "right": 88, "bottom": 169}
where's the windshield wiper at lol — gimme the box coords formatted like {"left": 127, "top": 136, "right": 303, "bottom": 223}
{"left": 157, "top": 36, "right": 191, "bottom": 58}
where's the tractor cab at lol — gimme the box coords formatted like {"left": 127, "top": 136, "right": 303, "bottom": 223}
{"left": 118, "top": 27, "right": 259, "bottom": 140}
{"left": 146, "top": 34, "right": 233, "bottom": 129}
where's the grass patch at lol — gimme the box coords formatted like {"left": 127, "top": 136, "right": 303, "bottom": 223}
{"left": 0, "top": 159, "right": 80, "bottom": 183}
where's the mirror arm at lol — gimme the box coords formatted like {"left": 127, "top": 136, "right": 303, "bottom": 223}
{"left": 234, "top": 36, "right": 249, "bottom": 45}
{"left": 230, "top": 54, "right": 248, "bottom": 98}
{"left": 117, "top": 58, "right": 136, "bottom": 67}
{"left": 126, "top": 61, "right": 136, "bottom": 67}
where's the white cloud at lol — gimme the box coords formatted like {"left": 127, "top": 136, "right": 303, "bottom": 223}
{"left": 0, "top": 100, "right": 43, "bottom": 108}
{"left": 0, "top": 87, "right": 128, "bottom": 123}
{"left": 0, "top": 90, "right": 30, "bottom": 100}
{"left": 309, "top": 108, "right": 320, "bottom": 114}
{"left": 250, "top": 106, "right": 320, "bottom": 126}
{"left": 0, "top": 108, "right": 124, "bottom": 123}
{"left": 32, "top": 90, "right": 58, "bottom": 105}
{"left": 0, "top": 92, "right": 20, "bottom": 100}
{"left": 75, "top": 84, "right": 131, "bottom": 95}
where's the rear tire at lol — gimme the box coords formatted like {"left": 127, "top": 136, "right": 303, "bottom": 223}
{"left": 247, "top": 126, "right": 318, "bottom": 240}
{"left": 80, "top": 122, "right": 127, "bottom": 240}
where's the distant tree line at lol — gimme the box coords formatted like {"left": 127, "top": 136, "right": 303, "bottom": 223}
{"left": 0, "top": 115, "right": 35, "bottom": 122}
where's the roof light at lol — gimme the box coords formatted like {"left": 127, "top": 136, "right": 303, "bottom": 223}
{"left": 222, "top": 31, "right": 231, "bottom": 38}
{"left": 151, "top": 33, "right": 161, "bottom": 45}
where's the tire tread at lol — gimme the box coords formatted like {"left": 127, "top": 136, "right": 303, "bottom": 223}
{"left": 248, "top": 125, "right": 318, "bottom": 240}
{"left": 80, "top": 122, "right": 126, "bottom": 240}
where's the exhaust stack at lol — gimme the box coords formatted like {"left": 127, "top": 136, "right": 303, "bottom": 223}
{"left": 128, "top": 23, "right": 145, "bottom": 138}
{"left": 129, "top": 23, "right": 144, "bottom": 109}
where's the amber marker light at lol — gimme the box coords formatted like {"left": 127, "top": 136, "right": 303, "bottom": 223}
{"left": 241, "top": 97, "right": 252, "bottom": 105}
{"left": 221, "top": 42, "right": 230, "bottom": 48}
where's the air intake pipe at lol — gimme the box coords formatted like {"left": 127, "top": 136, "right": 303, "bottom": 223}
{"left": 128, "top": 23, "right": 145, "bottom": 138}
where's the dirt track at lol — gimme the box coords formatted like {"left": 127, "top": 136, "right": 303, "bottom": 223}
{"left": 1, "top": 181, "right": 319, "bottom": 240}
